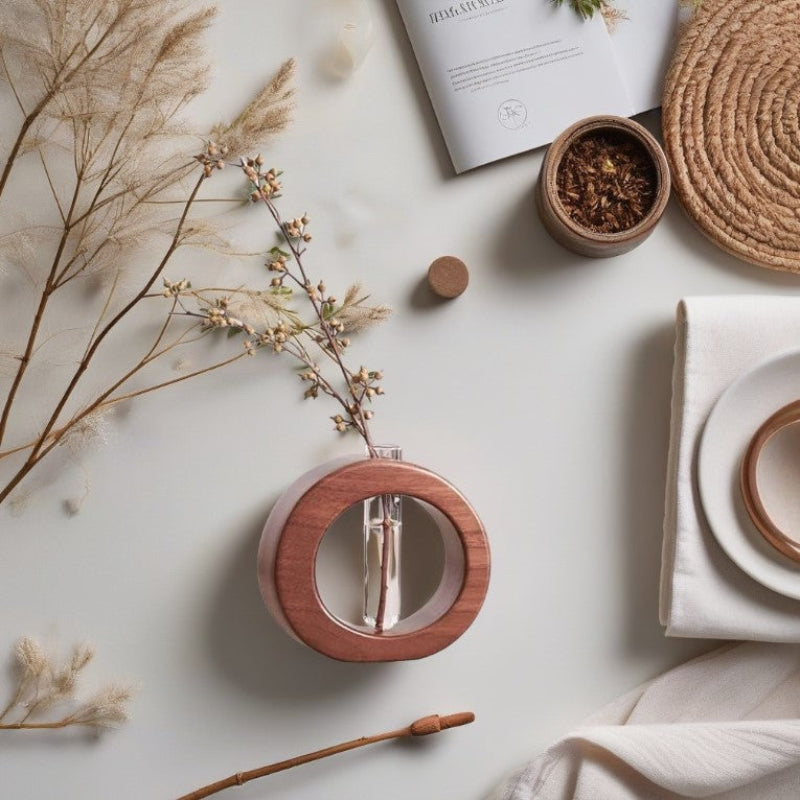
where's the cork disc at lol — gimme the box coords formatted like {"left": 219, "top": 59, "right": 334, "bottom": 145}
{"left": 663, "top": 0, "right": 800, "bottom": 272}
{"left": 427, "top": 256, "right": 469, "bottom": 298}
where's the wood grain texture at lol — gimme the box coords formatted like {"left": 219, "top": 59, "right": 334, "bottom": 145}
{"left": 427, "top": 256, "right": 469, "bottom": 299}
{"left": 258, "top": 458, "right": 490, "bottom": 662}
{"left": 740, "top": 399, "right": 800, "bottom": 562}
{"left": 537, "top": 115, "right": 670, "bottom": 258}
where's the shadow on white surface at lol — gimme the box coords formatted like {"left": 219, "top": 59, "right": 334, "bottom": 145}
{"left": 621, "top": 325, "right": 677, "bottom": 653}
{"left": 658, "top": 196, "right": 800, "bottom": 290}
{"left": 493, "top": 184, "right": 592, "bottom": 278}
{"left": 203, "top": 501, "right": 393, "bottom": 704}
{"left": 620, "top": 326, "right": 717, "bottom": 668}
{"left": 408, "top": 275, "right": 454, "bottom": 310}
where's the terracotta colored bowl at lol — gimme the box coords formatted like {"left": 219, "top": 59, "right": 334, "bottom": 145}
{"left": 537, "top": 115, "right": 671, "bottom": 258}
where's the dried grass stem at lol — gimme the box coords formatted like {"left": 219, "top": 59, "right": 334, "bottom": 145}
{"left": 0, "top": 175, "right": 206, "bottom": 504}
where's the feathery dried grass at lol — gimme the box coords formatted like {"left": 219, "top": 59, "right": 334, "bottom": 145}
{"left": 0, "top": 0, "right": 296, "bottom": 507}
{"left": 336, "top": 284, "right": 392, "bottom": 334}
{"left": 211, "top": 58, "right": 296, "bottom": 156}
{"left": 0, "top": 637, "right": 133, "bottom": 730}
{"left": 222, "top": 289, "right": 300, "bottom": 331}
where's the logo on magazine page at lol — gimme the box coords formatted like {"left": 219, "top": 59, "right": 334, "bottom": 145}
{"left": 498, "top": 99, "right": 527, "bottom": 130}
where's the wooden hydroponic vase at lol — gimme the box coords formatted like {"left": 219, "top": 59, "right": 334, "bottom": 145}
{"left": 257, "top": 456, "right": 490, "bottom": 662}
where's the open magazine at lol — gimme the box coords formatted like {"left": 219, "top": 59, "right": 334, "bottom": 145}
{"left": 396, "top": 0, "right": 677, "bottom": 173}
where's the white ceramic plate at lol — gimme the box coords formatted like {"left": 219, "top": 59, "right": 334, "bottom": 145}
{"left": 698, "top": 348, "right": 800, "bottom": 599}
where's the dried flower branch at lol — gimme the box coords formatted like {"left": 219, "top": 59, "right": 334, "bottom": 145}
{"left": 0, "top": 0, "right": 296, "bottom": 507}
{"left": 0, "top": 637, "right": 133, "bottom": 731}
{"left": 154, "top": 163, "right": 392, "bottom": 451}
{"left": 238, "top": 175, "right": 395, "bottom": 633}
{"left": 226, "top": 161, "right": 392, "bottom": 450}
{"left": 158, "top": 162, "right": 392, "bottom": 632}
{"left": 176, "top": 712, "right": 475, "bottom": 800}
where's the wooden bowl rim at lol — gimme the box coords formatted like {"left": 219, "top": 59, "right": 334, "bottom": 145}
{"left": 542, "top": 115, "right": 671, "bottom": 244}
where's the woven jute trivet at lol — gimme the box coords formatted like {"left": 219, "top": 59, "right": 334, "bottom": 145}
{"left": 663, "top": 0, "right": 800, "bottom": 273}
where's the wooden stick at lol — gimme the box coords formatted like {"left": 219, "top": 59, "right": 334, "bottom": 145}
{"left": 0, "top": 719, "right": 79, "bottom": 730}
{"left": 175, "top": 712, "right": 475, "bottom": 800}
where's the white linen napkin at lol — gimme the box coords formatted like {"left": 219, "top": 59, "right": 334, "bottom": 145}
{"left": 491, "top": 642, "right": 800, "bottom": 800}
{"left": 660, "top": 295, "right": 800, "bottom": 641}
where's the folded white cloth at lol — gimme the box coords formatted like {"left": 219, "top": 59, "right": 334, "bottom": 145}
{"left": 492, "top": 642, "right": 800, "bottom": 800}
{"left": 660, "top": 295, "right": 800, "bottom": 641}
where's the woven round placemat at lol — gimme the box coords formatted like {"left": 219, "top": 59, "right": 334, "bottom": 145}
{"left": 663, "top": 0, "right": 800, "bottom": 273}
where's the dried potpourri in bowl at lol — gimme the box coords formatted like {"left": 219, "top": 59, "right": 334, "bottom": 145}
{"left": 537, "top": 115, "right": 670, "bottom": 258}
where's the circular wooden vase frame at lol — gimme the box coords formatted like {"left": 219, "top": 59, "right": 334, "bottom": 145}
{"left": 257, "top": 457, "right": 490, "bottom": 662}
{"left": 740, "top": 400, "right": 800, "bottom": 562}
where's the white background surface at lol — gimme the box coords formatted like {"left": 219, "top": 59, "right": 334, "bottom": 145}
{"left": 3, "top": 2, "right": 800, "bottom": 798}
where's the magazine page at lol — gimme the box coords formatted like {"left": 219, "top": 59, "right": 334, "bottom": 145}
{"left": 396, "top": 0, "right": 634, "bottom": 173}
{"left": 608, "top": 0, "right": 679, "bottom": 113}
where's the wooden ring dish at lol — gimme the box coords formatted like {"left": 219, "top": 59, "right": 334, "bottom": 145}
{"left": 257, "top": 457, "right": 490, "bottom": 662}
{"left": 740, "top": 399, "right": 800, "bottom": 562}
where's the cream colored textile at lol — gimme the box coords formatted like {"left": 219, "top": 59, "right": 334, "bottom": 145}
{"left": 660, "top": 296, "right": 800, "bottom": 641}
{"left": 492, "top": 643, "right": 800, "bottom": 799}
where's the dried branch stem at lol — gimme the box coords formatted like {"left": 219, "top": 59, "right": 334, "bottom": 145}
{"left": 33, "top": 175, "right": 205, "bottom": 457}
{"left": 175, "top": 712, "right": 475, "bottom": 800}
{"left": 375, "top": 512, "right": 394, "bottom": 633}
{"left": 0, "top": 167, "right": 87, "bottom": 448}
{"left": 0, "top": 720, "right": 78, "bottom": 730}
{"left": 260, "top": 194, "right": 375, "bottom": 450}
{"left": 0, "top": 346, "right": 246, "bottom": 463}
{"left": 0, "top": 4, "right": 297, "bottom": 509}
{"left": 0, "top": 175, "right": 206, "bottom": 505}
{"left": 100, "top": 352, "right": 249, "bottom": 406}
{"left": 251, "top": 183, "right": 397, "bottom": 631}
{"left": 0, "top": 4, "right": 124, "bottom": 198}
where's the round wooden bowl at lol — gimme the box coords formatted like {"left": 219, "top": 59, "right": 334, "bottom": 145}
{"left": 537, "top": 115, "right": 671, "bottom": 258}
{"left": 257, "top": 456, "right": 491, "bottom": 662}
